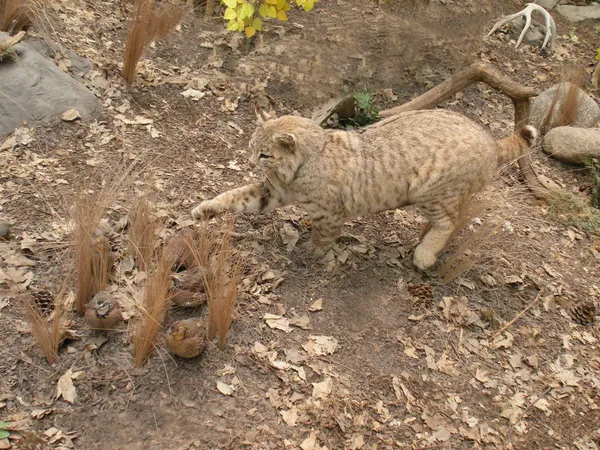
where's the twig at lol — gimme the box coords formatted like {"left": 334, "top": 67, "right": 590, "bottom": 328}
{"left": 506, "top": 386, "right": 553, "bottom": 442}
{"left": 489, "top": 292, "right": 542, "bottom": 341}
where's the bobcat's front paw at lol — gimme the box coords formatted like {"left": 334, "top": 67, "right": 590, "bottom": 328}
{"left": 413, "top": 246, "right": 437, "bottom": 271}
{"left": 191, "top": 200, "right": 223, "bottom": 220}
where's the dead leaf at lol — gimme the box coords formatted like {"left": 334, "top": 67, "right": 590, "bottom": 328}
{"left": 61, "top": 109, "right": 81, "bottom": 122}
{"left": 216, "top": 381, "right": 236, "bottom": 396}
{"left": 263, "top": 313, "right": 293, "bottom": 333}
{"left": 56, "top": 369, "right": 77, "bottom": 403}
{"left": 312, "top": 377, "right": 332, "bottom": 399}
{"left": 280, "top": 406, "right": 299, "bottom": 426}
{"left": 491, "top": 332, "right": 514, "bottom": 349}
{"left": 289, "top": 314, "right": 311, "bottom": 330}
{"left": 309, "top": 298, "right": 323, "bottom": 312}
{"left": 302, "top": 335, "right": 338, "bottom": 356}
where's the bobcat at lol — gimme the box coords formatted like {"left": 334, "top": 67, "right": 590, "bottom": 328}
{"left": 192, "top": 109, "right": 536, "bottom": 270}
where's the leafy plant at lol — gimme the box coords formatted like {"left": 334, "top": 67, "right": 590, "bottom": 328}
{"left": 0, "top": 421, "right": 10, "bottom": 439}
{"left": 340, "top": 89, "right": 380, "bottom": 128}
{"left": 221, "top": 0, "right": 318, "bottom": 38}
{"left": 586, "top": 157, "right": 600, "bottom": 209}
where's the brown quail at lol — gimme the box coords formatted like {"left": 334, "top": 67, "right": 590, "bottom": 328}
{"left": 84, "top": 291, "right": 122, "bottom": 330}
{"left": 164, "top": 228, "right": 196, "bottom": 271}
{"left": 165, "top": 318, "right": 206, "bottom": 358}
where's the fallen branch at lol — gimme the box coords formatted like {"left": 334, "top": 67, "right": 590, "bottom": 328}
{"left": 379, "top": 62, "right": 547, "bottom": 196}
{"left": 0, "top": 30, "right": 25, "bottom": 47}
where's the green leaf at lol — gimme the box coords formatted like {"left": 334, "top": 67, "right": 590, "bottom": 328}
{"left": 241, "top": 2, "right": 255, "bottom": 19}
{"left": 224, "top": 7, "right": 237, "bottom": 20}
{"left": 0, "top": 430, "right": 8, "bottom": 439}
{"left": 267, "top": 5, "right": 277, "bottom": 17}
{"left": 0, "top": 422, "right": 9, "bottom": 429}
{"left": 222, "top": 0, "right": 237, "bottom": 8}
{"left": 252, "top": 17, "right": 263, "bottom": 31}
{"left": 258, "top": 4, "right": 268, "bottom": 18}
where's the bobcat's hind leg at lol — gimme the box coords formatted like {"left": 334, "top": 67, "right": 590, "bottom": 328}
{"left": 413, "top": 201, "right": 458, "bottom": 270}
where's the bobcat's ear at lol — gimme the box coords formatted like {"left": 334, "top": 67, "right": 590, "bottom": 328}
{"left": 274, "top": 133, "right": 295, "bottom": 150}
{"left": 255, "top": 105, "right": 275, "bottom": 123}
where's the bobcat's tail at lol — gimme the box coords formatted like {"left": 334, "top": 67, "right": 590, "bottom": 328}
{"left": 496, "top": 125, "right": 538, "bottom": 166}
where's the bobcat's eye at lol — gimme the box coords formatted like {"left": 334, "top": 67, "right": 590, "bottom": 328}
{"left": 258, "top": 153, "right": 273, "bottom": 160}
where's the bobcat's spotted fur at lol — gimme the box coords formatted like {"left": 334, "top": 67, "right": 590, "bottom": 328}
{"left": 192, "top": 109, "right": 536, "bottom": 270}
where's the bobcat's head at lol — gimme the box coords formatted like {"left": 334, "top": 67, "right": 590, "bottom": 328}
{"left": 249, "top": 109, "right": 322, "bottom": 185}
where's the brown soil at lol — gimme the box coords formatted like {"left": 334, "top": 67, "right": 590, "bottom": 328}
{"left": 1, "top": 1, "right": 599, "bottom": 449}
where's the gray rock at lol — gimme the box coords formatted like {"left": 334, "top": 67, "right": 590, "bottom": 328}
{"left": 28, "top": 39, "right": 92, "bottom": 76}
{"left": 555, "top": 4, "right": 600, "bottom": 24}
{"left": 0, "top": 32, "right": 101, "bottom": 137}
{"left": 543, "top": 126, "right": 600, "bottom": 164}
{"left": 530, "top": 83, "right": 600, "bottom": 132}
{"left": 535, "top": 0, "right": 560, "bottom": 10}
{"left": 508, "top": 17, "right": 549, "bottom": 48}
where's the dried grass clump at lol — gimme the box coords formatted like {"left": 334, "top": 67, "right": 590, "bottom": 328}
{"left": 73, "top": 164, "right": 138, "bottom": 315}
{"left": 184, "top": 218, "right": 244, "bottom": 349}
{"left": 23, "top": 283, "right": 70, "bottom": 364}
{"left": 439, "top": 185, "right": 539, "bottom": 284}
{"left": 0, "top": 0, "right": 32, "bottom": 33}
{"left": 540, "top": 69, "right": 585, "bottom": 133}
{"left": 546, "top": 189, "right": 600, "bottom": 235}
{"left": 128, "top": 195, "right": 158, "bottom": 271}
{"left": 131, "top": 248, "right": 173, "bottom": 366}
{"left": 91, "top": 236, "right": 113, "bottom": 293}
{"left": 122, "top": 0, "right": 186, "bottom": 84}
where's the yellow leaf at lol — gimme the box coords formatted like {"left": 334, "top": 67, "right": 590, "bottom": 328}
{"left": 241, "top": 1, "right": 255, "bottom": 18}
{"left": 227, "top": 19, "right": 238, "bottom": 31}
{"left": 252, "top": 17, "right": 262, "bottom": 31}
{"left": 245, "top": 25, "right": 256, "bottom": 38}
{"left": 237, "top": 19, "right": 245, "bottom": 31}
{"left": 237, "top": 3, "right": 247, "bottom": 19}
{"left": 277, "top": 9, "right": 288, "bottom": 20}
{"left": 223, "top": 0, "right": 236, "bottom": 7}
{"left": 276, "top": 0, "right": 287, "bottom": 9}
{"left": 296, "top": 0, "right": 306, "bottom": 5}
{"left": 265, "top": 0, "right": 278, "bottom": 4}
{"left": 267, "top": 5, "right": 277, "bottom": 17}
{"left": 224, "top": 7, "right": 237, "bottom": 19}
{"left": 303, "top": 0, "right": 314, "bottom": 11}
{"left": 258, "top": 3, "right": 268, "bottom": 18}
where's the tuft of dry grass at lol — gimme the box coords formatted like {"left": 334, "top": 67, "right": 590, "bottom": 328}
{"left": 91, "top": 235, "right": 113, "bottom": 293}
{"left": 0, "top": 0, "right": 31, "bottom": 33}
{"left": 128, "top": 195, "right": 158, "bottom": 271}
{"left": 22, "top": 281, "right": 71, "bottom": 364}
{"left": 183, "top": 218, "right": 243, "bottom": 349}
{"left": 131, "top": 247, "right": 173, "bottom": 367}
{"left": 540, "top": 69, "right": 585, "bottom": 133}
{"left": 546, "top": 189, "right": 600, "bottom": 235}
{"left": 73, "top": 163, "right": 138, "bottom": 315}
{"left": 122, "top": 0, "right": 186, "bottom": 84}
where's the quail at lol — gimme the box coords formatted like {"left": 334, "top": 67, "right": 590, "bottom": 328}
{"left": 165, "top": 318, "right": 206, "bottom": 358}
{"left": 84, "top": 291, "right": 122, "bottom": 330}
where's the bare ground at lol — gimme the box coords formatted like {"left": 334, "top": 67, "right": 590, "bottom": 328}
{"left": 1, "top": 0, "right": 600, "bottom": 449}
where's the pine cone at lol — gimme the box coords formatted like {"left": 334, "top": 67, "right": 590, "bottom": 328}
{"left": 31, "top": 288, "right": 54, "bottom": 316}
{"left": 408, "top": 283, "right": 433, "bottom": 308}
{"left": 569, "top": 302, "right": 596, "bottom": 326}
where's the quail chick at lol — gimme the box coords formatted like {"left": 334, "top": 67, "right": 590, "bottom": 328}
{"left": 84, "top": 291, "right": 122, "bottom": 330}
{"left": 172, "top": 267, "right": 205, "bottom": 292}
{"left": 165, "top": 318, "right": 206, "bottom": 358}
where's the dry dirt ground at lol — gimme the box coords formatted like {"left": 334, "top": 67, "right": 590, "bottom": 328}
{"left": 1, "top": 0, "right": 600, "bottom": 448}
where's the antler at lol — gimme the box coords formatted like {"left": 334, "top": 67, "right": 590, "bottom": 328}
{"left": 487, "top": 3, "right": 556, "bottom": 50}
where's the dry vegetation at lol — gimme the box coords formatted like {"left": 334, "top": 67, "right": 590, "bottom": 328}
{"left": 122, "top": 0, "right": 187, "bottom": 83}
{"left": 0, "top": 0, "right": 32, "bottom": 33}
{"left": 127, "top": 195, "right": 158, "bottom": 272}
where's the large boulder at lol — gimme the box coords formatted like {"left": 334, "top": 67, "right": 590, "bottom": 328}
{"left": 0, "top": 33, "right": 101, "bottom": 137}
{"left": 555, "top": 4, "right": 600, "bottom": 25}
{"left": 530, "top": 82, "right": 600, "bottom": 132}
{"left": 543, "top": 126, "right": 600, "bottom": 165}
